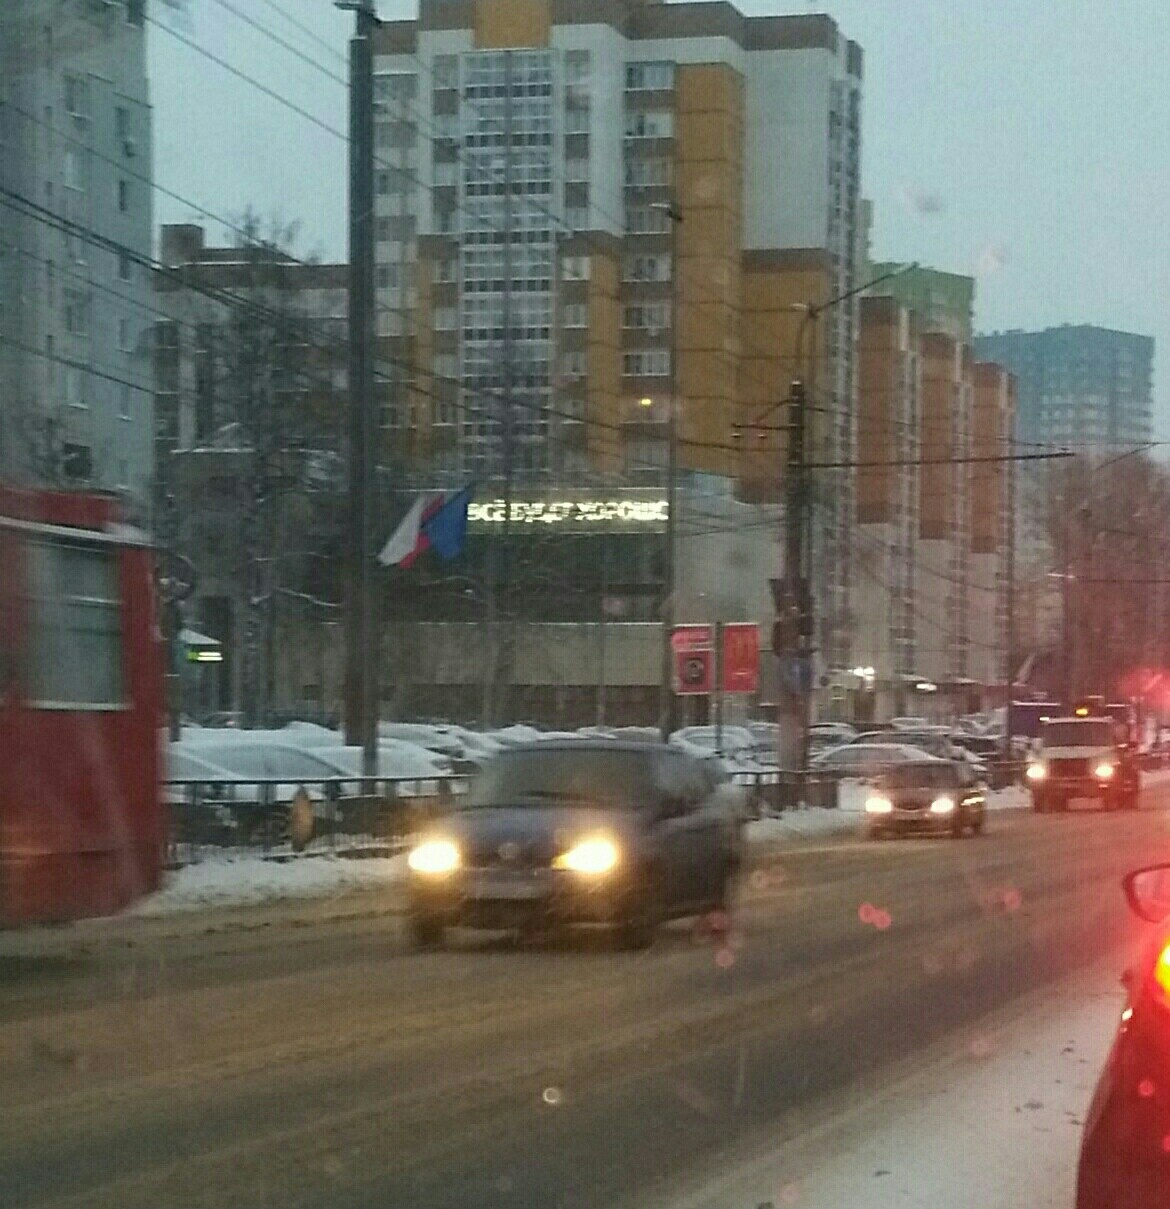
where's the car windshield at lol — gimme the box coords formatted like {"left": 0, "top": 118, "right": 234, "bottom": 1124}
{"left": 3, "top": 2, "right": 1163, "bottom": 1207}
{"left": 880, "top": 764, "right": 959, "bottom": 790}
{"left": 466, "top": 749, "right": 653, "bottom": 808}
{"left": 1042, "top": 721, "right": 1115, "bottom": 747}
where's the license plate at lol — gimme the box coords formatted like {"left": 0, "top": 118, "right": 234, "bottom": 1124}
{"left": 468, "top": 872, "right": 546, "bottom": 901}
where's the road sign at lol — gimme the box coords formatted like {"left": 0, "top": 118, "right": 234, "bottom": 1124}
{"left": 721, "top": 623, "right": 760, "bottom": 694}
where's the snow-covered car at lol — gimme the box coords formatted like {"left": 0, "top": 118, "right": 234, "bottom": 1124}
{"left": 849, "top": 729, "right": 988, "bottom": 780}
{"left": 810, "top": 742, "right": 931, "bottom": 780}
{"left": 377, "top": 722, "right": 467, "bottom": 761}
{"left": 309, "top": 742, "right": 454, "bottom": 789}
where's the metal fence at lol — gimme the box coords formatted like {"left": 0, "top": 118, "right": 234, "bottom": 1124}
{"left": 165, "top": 776, "right": 469, "bottom": 865}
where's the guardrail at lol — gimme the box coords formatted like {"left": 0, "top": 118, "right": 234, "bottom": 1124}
{"left": 165, "top": 776, "right": 469, "bottom": 865}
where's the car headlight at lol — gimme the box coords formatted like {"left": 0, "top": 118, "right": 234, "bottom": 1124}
{"left": 930, "top": 796, "right": 956, "bottom": 815}
{"left": 1025, "top": 762, "right": 1047, "bottom": 781}
{"left": 865, "top": 795, "right": 894, "bottom": 814}
{"left": 553, "top": 836, "right": 619, "bottom": 875}
{"left": 407, "top": 837, "right": 461, "bottom": 875}
{"left": 1094, "top": 761, "right": 1115, "bottom": 780}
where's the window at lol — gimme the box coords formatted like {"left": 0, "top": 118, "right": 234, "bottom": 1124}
{"left": 623, "top": 349, "right": 671, "bottom": 377}
{"left": 63, "top": 75, "right": 90, "bottom": 118}
{"left": 625, "top": 205, "right": 670, "bottom": 235}
{"left": 26, "top": 540, "right": 125, "bottom": 708}
{"left": 565, "top": 206, "right": 590, "bottom": 230}
{"left": 624, "top": 111, "right": 674, "bottom": 139}
{"left": 62, "top": 443, "right": 93, "bottom": 482}
{"left": 125, "top": 0, "right": 145, "bottom": 25}
{"left": 433, "top": 353, "right": 458, "bottom": 379}
{"left": 622, "top": 302, "right": 671, "bottom": 331}
{"left": 117, "top": 179, "right": 129, "bottom": 212}
{"left": 562, "top": 351, "right": 587, "bottom": 378}
{"left": 434, "top": 306, "right": 457, "bottom": 331}
{"left": 624, "top": 158, "right": 672, "bottom": 188}
{"left": 118, "top": 317, "right": 132, "bottom": 351}
{"left": 119, "top": 385, "right": 132, "bottom": 420}
{"left": 65, "top": 367, "right": 84, "bottom": 408}
{"left": 565, "top": 157, "right": 589, "bottom": 183}
{"left": 561, "top": 255, "right": 590, "bottom": 282}
{"left": 622, "top": 254, "right": 671, "bottom": 282}
{"left": 62, "top": 150, "right": 84, "bottom": 191}
{"left": 625, "top": 62, "right": 674, "bottom": 91}
{"left": 117, "top": 251, "right": 132, "bottom": 281}
{"left": 565, "top": 104, "right": 590, "bottom": 135}
{"left": 115, "top": 105, "right": 130, "bottom": 142}
{"left": 63, "top": 290, "right": 89, "bottom": 336}
{"left": 565, "top": 50, "right": 590, "bottom": 83}
{"left": 435, "top": 258, "right": 457, "bottom": 284}
{"left": 562, "top": 303, "right": 588, "bottom": 328}
{"left": 433, "top": 55, "right": 458, "bottom": 90}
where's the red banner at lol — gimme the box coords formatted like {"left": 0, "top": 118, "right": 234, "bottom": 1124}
{"left": 721, "top": 623, "right": 760, "bottom": 694}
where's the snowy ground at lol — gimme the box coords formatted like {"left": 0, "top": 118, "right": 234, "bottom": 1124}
{"left": 134, "top": 852, "right": 406, "bottom": 916}
{"left": 672, "top": 959, "right": 1125, "bottom": 1209}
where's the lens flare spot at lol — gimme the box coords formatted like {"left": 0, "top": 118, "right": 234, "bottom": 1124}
{"left": 1003, "top": 888, "right": 1023, "bottom": 912}
{"left": 1161, "top": 1135, "right": 1170, "bottom": 1154}
{"left": 716, "top": 946, "right": 736, "bottom": 969}
{"left": 1138, "top": 1078, "right": 1156, "bottom": 1099}
{"left": 873, "top": 909, "right": 892, "bottom": 931}
{"left": 542, "top": 1086, "right": 564, "bottom": 1107}
{"left": 970, "top": 1035, "right": 994, "bottom": 1059}
{"left": 859, "top": 902, "right": 876, "bottom": 924}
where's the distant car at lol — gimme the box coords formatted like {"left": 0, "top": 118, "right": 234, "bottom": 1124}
{"left": 809, "top": 742, "right": 927, "bottom": 780}
{"left": 850, "top": 729, "right": 988, "bottom": 779}
{"left": 862, "top": 758, "right": 986, "bottom": 839}
{"left": 405, "top": 740, "right": 746, "bottom": 950}
{"left": 1077, "top": 862, "right": 1170, "bottom": 1207}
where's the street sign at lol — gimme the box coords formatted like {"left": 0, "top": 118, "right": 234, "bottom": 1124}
{"left": 721, "top": 623, "right": 760, "bottom": 694}
{"left": 672, "top": 625, "right": 714, "bottom": 695}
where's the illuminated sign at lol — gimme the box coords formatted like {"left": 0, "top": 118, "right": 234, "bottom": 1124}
{"left": 468, "top": 499, "right": 669, "bottom": 527}
{"left": 187, "top": 649, "right": 224, "bottom": 664}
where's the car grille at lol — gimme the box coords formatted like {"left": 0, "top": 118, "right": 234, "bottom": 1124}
{"left": 892, "top": 798, "right": 927, "bottom": 812}
{"left": 1050, "top": 758, "right": 1090, "bottom": 777}
{"left": 463, "top": 838, "right": 549, "bottom": 870}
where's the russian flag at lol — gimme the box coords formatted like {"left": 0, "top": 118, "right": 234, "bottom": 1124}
{"left": 378, "top": 486, "right": 474, "bottom": 568}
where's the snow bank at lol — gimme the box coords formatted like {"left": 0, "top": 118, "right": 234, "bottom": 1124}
{"left": 135, "top": 853, "right": 406, "bottom": 916}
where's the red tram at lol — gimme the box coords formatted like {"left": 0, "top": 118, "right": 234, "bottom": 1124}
{"left": 0, "top": 487, "right": 165, "bottom": 923}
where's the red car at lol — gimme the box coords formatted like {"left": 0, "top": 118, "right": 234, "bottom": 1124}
{"left": 1077, "top": 862, "right": 1170, "bottom": 1207}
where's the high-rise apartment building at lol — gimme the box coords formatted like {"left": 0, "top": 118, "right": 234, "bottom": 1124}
{"left": 973, "top": 324, "right": 1153, "bottom": 450}
{"left": 0, "top": 1, "right": 154, "bottom": 509}
{"left": 373, "top": 0, "right": 863, "bottom": 664}
{"left": 869, "top": 263, "right": 974, "bottom": 344}
{"left": 853, "top": 295, "right": 1014, "bottom": 719}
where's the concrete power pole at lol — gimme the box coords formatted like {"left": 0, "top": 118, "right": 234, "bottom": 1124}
{"left": 338, "top": 0, "right": 379, "bottom": 778}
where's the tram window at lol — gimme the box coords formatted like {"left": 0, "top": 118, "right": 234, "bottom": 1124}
{"left": 26, "top": 541, "right": 125, "bottom": 708}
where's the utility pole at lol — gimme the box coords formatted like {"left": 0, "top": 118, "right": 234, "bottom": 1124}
{"left": 655, "top": 200, "right": 683, "bottom": 741}
{"left": 338, "top": 0, "right": 378, "bottom": 778}
{"left": 1003, "top": 446, "right": 1016, "bottom": 764}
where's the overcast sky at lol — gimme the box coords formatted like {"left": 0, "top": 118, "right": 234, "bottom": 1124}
{"left": 150, "top": 0, "right": 1170, "bottom": 431}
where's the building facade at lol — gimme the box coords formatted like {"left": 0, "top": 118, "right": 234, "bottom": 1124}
{"left": 973, "top": 324, "right": 1154, "bottom": 452}
{"left": 852, "top": 295, "right": 1014, "bottom": 720}
{"left": 372, "top": 0, "right": 863, "bottom": 668}
{"left": 0, "top": 0, "right": 153, "bottom": 509}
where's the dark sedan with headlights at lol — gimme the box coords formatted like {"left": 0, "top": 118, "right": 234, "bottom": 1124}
{"left": 862, "top": 756, "right": 986, "bottom": 839}
{"left": 405, "top": 740, "right": 746, "bottom": 949}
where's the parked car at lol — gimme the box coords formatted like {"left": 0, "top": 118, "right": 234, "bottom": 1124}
{"left": 850, "top": 729, "right": 988, "bottom": 781}
{"left": 862, "top": 757, "right": 986, "bottom": 839}
{"left": 1077, "top": 861, "right": 1170, "bottom": 1207}
{"left": 405, "top": 740, "right": 746, "bottom": 950}
{"left": 809, "top": 741, "right": 928, "bottom": 780}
